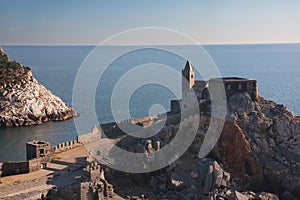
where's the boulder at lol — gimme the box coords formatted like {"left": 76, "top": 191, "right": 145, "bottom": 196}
{"left": 171, "top": 167, "right": 189, "bottom": 188}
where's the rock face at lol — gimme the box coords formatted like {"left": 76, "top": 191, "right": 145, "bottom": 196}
{"left": 212, "top": 92, "right": 300, "bottom": 199}
{"left": 105, "top": 91, "right": 299, "bottom": 199}
{"left": 0, "top": 48, "right": 75, "bottom": 127}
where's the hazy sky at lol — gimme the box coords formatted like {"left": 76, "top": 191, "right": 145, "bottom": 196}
{"left": 0, "top": 0, "right": 300, "bottom": 45}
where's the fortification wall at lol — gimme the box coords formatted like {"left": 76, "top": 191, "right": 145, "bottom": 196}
{"left": 209, "top": 78, "right": 258, "bottom": 101}
{"left": 52, "top": 139, "right": 81, "bottom": 153}
{"left": 1, "top": 161, "right": 29, "bottom": 176}
{"left": 78, "top": 126, "right": 102, "bottom": 145}
{"left": 0, "top": 158, "right": 45, "bottom": 177}
{"left": 52, "top": 126, "right": 104, "bottom": 153}
{"left": 224, "top": 80, "right": 258, "bottom": 100}
{"left": 28, "top": 158, "right": 42, "bottom": 172}
{"left": 0, "top": 152, "right": 54, "bottom": 177}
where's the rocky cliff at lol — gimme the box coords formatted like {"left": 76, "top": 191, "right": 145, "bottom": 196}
{"left": 100, "top": 91, "right": 300, "bottom": 199}
{"left": 0, "top": 47, "right": 75, "bottom": 127}
{"left": 13, "top": 90, "right": 298, "bottom": 199}
{"left": 211, "top": 93, "right": 300, "bottom": 199}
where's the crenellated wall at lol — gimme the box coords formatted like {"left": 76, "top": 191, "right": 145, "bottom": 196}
{"left": 52, "top": 126, "right": 104, "bottom": 153}
{"left": 52, "top": 139, "right": 81, "bottom": 153}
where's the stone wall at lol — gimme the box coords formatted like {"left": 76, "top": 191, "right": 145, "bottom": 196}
{"left": 0, "top": 162, "right": 3, "bottom": 177}
{"left": 77, "top": 126, "right": 102, "bottom": 145}
{"left": 0, "top": 157, "right": 45, "bottom": 177}
{"left": 28, "top": 158, "right": 42, "bottom": 172}
{"left": 1, "top": 161, "right": 29, "bottom": 176}
{"left": 224, "top": 79, "right": 258, "bottom": 101}
{"left": 209, "top": 78, "right": 258, "bottom": 101}
{"left": 81, "top": 159, "right": 114, "bottom": 200}
{"left": 52, "top": 139, "right": 81, "bottom": 153}
{"left": 52, "top": 126, "right": 105, "bottom": 153}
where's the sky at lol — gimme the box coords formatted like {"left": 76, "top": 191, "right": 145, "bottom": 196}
{"left": 0, "top": 0, "right": 300, "bottom": 45}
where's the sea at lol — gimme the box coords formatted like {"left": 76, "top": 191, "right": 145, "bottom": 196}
{"left": 1, "top": 43, "right": 300, "bottom": 161}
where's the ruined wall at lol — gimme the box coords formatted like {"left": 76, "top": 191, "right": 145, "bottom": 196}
{"left": 28, "top": 158, "right": 42, "bottom": 172}
{"left": 78, "top": 126, "right": 102, "bottom": 144}
{"left": 209, "top": 78, "right": 258, "bottom": 101}
{"left": 80, "top": 182, "right": 92, "bottom": 200}
{"left": 1, "top": 161, "right": 29, "bottom": 176}
{"left": 0, "top": 158, "right": 45, "bottom": 177}
{"left": 224, "top": 80, "right": 258, "bottom": 101}
{"left": 26, "top": 143, "right": 38, "bottom": 160}
{"left": 26, "top": 141, "right": 52, "bottom": 160}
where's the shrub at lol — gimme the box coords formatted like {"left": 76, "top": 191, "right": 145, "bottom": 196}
{"left": 0, "top": 52, "right": 31, "bottom": 87}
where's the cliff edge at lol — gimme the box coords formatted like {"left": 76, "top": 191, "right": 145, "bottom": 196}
{"left": 107, "top": 92, "right": 300, "bottom": 199}
{"left": 0, "top": 47, "right": 75, "bottom": 127}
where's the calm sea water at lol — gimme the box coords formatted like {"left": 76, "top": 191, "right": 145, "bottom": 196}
{"left": 1, "top": 44, "right": 300, "bottom": 161}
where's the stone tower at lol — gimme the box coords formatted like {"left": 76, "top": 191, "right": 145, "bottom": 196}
{"left": 26, "top": 140, "right": 51, "bottom": 160}
{"left": 182, "top": 60, "right": 197, "bottom": 109}
{"left": 182, "top": 60, "right": 195, "bottom": 91}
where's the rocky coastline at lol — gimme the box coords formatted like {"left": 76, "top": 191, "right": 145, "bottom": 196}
{"left": 0, "top": 47, "right": 75, "bottom": 127}
{"left": 0, "top": 47, "right": 299, "bottom": 199}
{"left": 0, "top": 92, "right": 299, "bottom": 199}
{"left": 103, "top": 92, "right": 300, "bottom": 199}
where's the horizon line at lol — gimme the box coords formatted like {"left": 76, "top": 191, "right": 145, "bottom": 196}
{"left": 1, "top": 41, "right": 300, "bottom": 46}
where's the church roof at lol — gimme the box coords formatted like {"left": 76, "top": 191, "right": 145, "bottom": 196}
{"left": 183, "top": 60, "right": 193, "bottom": 72}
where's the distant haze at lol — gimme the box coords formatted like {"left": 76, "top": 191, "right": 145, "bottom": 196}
{"left": 0, "top": 0, "right": 300, "bottom": 45}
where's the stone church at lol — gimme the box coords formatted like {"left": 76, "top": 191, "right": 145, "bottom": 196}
{"left": 170, "top": 60, "right": 258, "bottom": 114}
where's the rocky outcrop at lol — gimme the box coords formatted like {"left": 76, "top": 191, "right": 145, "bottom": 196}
{"left": 107, "top": 91, "right": 299, "bottom": 199}
{"left": 0, "top": 48, "right": 75, "bottom": 127}
{"left": 211, "top": 92, "right": 300, "bottom": 199}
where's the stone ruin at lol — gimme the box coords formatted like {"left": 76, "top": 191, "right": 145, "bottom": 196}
{"left": 26, "top": 140, "right": 52, "bottom": 162}
{"left": 171, "top": 61, "right": 259, "bottom": 114}
{"left": 81, "top": 159, "right": 114, "bottom": 200}
{"left": 0, "top": 140, "right": 53, "bottom": 177}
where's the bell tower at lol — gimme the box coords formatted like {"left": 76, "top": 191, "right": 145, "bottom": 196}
{"left": 182, "top": 60, "right": 195, "bottom": 93}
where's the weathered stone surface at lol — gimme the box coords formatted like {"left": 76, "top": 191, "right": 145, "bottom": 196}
{"left": 235, "top": 191, "right": 249, "bottom": 200}
{"left": 0, "top": 50, "right": 75, "bottom": 127}
{"left": 258, "top": 192, "right": 279, "bottom": 200}
{"left": 211, "top": 93, "right": 300, "bottom": 199}
{"left": 202, "top": 164, "right": 213, "bottom": 195}
{"left": 171, "top": 167, "right": 188, "bottom": 188}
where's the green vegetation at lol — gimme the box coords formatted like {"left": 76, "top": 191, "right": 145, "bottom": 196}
{"left": 0, "top": 52, "right": 31, "bottom": 87}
